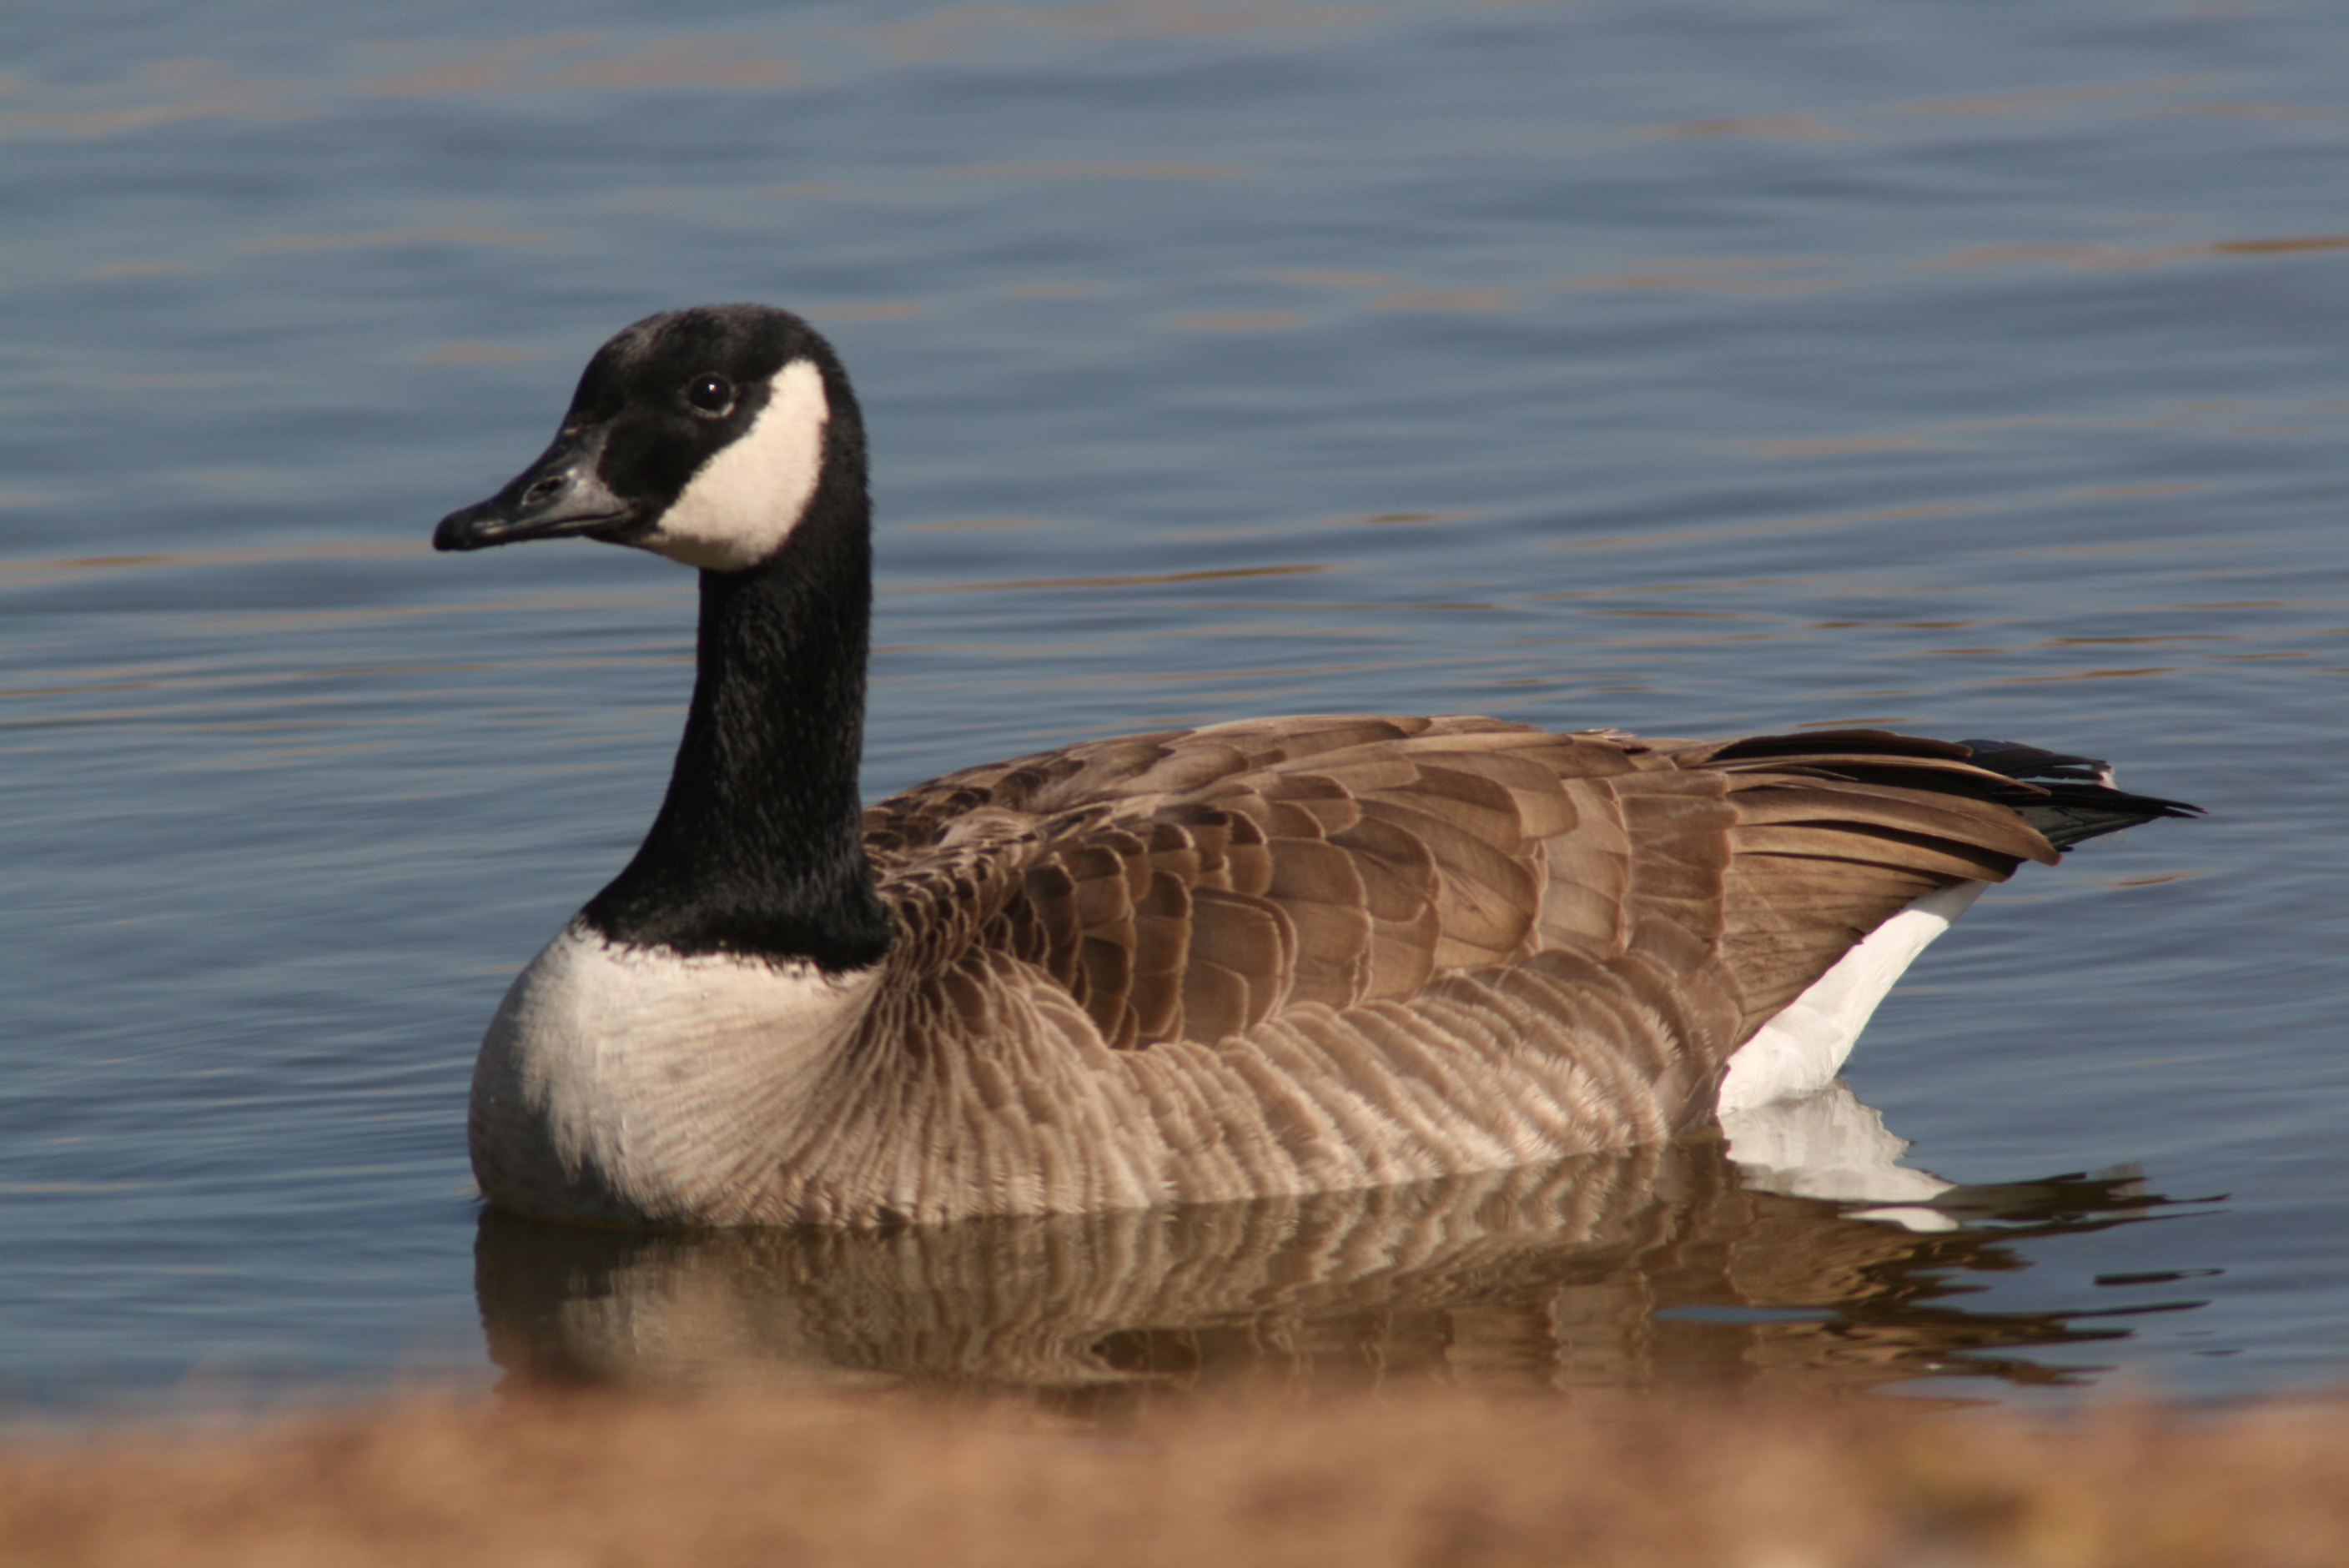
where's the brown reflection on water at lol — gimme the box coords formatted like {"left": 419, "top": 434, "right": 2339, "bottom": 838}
{"left": 1638, "top": 114, "right": 1846, "bottom": 140}
{"left": 1178, "top": 311, "right": 1305, "bottom": 332}
{"left": 900, "top": 563, "right": 1330, "bottom": 596}
{"left": 1552, "top": 502, "right": 1978, "bottom": 555}
{"left": 1370, "top": 289, "right": 1517, "bottom": 312}
{"left": 356, "top": 35, "right": 798, "bottom": 98}
{"left": 1922, "top": 234, "right": 2349, "bottom": 271}
{"left": 475, "top": 1133, "right": 2188, "bottom": 1415}
{"left": 1899, "top": 74, "right": 2205, "bottom": 118}
{"left": 1559, "top": 258, "right": 1840, "bottom": 294}
{"left": 2, "top": 31, "right": 802, "bottom": 145}
{"left": 242, "top": 224, "right": 554, "bottom": 255}
{"left": 420, "top": 344, "right": 541, "bottom": 365}
{"left": 802, "top": 302, "right": 925, "bottom": 322}
{"left": 1260, "top": 269, "right": 1406, "bottom": 290}
{"left": 0, "top": 540, "right": 427, "bottom": 585}
{"left": 948, "top": 161, "right": 1244, "bottom": 180}
{"left": 0, "top": 74, "right": 305, "bottom": 139}
{"left": 858, "top": 5, "right": 1376, "bottom": 66}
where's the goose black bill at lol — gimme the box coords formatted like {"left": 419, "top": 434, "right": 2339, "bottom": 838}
{"left": 434, "top": 429, "right": 637, "bottom": 551}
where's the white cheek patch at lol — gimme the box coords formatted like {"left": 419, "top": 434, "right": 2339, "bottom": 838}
{"left": 641, "top": 359, "right": 829, "bottom": 570}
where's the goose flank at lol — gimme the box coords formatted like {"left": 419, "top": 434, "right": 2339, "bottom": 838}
{"left": 434, "top": 304, "right": 2199, "bottom": 1228}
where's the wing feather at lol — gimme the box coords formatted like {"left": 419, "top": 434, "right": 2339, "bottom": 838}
{"left": 865, "top": 718, "right": 2127, "bottom": 1082}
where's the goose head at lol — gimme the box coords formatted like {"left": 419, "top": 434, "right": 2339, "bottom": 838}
{"left": 434, "top": 304, "right": 859, "bottom": 572}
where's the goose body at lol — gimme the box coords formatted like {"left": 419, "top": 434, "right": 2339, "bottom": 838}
{"left": 436, "top": 304, "right": 2196, "bottom": 1228}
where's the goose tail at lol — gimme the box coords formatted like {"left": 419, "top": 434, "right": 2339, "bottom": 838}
{"left": 1954, "top": 738, "right": 2205, "bottom": 852}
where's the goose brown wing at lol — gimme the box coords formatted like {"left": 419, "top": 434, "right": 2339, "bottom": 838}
{"left": 866, "top": 717, "right": 1510, "bottom": 1048}
{"left": 863, "top": 719, "right": 2064, "bottom": 1063}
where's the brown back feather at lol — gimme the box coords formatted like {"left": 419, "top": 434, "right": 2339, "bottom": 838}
{"left": 862, "top": 717, "right": 2056, "bottom": 1068}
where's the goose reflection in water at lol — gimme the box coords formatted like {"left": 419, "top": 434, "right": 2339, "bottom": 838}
{"left": 473, "top": 1082, "right": 2203, "bottom": 1407}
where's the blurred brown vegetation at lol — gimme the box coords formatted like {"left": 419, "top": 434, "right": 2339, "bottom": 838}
{"left": 3, "top": 1381, "right": 2344, "bottom": 1567}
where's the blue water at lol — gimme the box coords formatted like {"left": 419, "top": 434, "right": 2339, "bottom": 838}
{"left": 3, "top": 0, "right": 2345, "bottom": 1414}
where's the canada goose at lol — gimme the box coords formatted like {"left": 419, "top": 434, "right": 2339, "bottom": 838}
{"left": 435, "top": 304, "right": 2197, "bottom": 1229}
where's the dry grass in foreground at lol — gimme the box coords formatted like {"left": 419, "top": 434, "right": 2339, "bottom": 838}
{"left": 3, "top": 1383, "right": 2345, "bottom": 1568}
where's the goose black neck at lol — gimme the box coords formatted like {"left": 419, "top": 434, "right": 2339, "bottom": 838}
{"left": 581, "top": 500, "right": 893, "bottom": 970}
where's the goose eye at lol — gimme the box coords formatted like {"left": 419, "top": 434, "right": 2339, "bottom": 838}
{"left": 685, "top": 374, "right": 735, "bottom": 415}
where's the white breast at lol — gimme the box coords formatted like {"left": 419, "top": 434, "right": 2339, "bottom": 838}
{"left": 467, "top": 920, "right": 878, "bottom": 1219}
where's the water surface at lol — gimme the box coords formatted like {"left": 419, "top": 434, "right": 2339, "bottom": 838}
{"left": 3, "top": 0, "right": 2344, "bottom": 1414}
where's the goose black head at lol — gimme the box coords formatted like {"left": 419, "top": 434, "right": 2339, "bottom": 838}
{"left": 434, "top": 304, "right": 863, "bottom": 571}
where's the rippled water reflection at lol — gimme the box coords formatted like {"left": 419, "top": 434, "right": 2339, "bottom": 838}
{"left": 3, "top": 0, "right": 2344, "bottom": 1414}
{"left": 477, "top": 1132, "right": 2193, "bottom": 1408}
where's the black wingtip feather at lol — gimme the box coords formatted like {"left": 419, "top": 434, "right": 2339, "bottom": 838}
{"left": 1957, "top": 737, "right": 2204, "bottom": 851}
